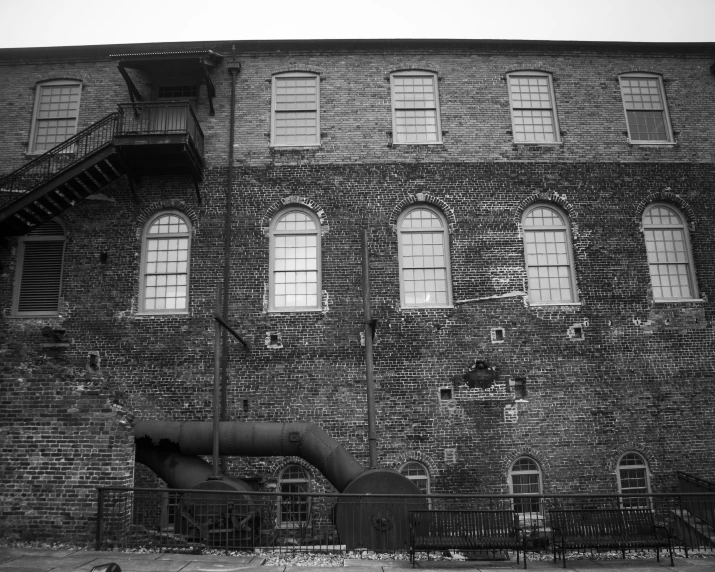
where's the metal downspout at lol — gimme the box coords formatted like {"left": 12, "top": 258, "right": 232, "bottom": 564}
{"left": 220, "top": 52, "right": 241, "bottom": 473}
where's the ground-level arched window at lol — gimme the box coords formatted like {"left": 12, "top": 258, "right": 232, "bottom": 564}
{"left": 397, "top": 205, "right": 452, "bottom": 308}
{"left": 522, "top": 204, "right": 578, "bottom": 304}
{"left": 269, "top": 207, "right": 321, "bottom": 312}
{"left": 617, "top": 452, "right": 651, "bottom": 509}
{"left": 278, "top": 464, "right": 310, "bottom": 528}
{"left": 509, "top": 457, "right": 542, "bottom": 516}
{"left": 400, "top": 461, "right": 431, "bottom": 507}
{"left": 12, "top": 218, "right": 65, "bottom": 316}
{"left": 139, "top": 211, "right": 191, "bottom": 314}
{"left": 642, "top": 203, "right": 698, "bottom": 301}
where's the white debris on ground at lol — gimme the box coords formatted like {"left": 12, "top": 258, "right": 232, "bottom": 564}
{"left": 1, "top": 540, "right": 713, "bottom": 566}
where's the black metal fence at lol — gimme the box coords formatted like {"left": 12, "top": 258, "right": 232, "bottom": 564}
{"left": 96, "top": 487, "right": 715, "bottom": 556}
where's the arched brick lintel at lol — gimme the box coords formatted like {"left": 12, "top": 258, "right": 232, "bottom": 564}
{"left": 137, "top": 200, "right": 199, "bottom": 233}
{"left": 634, "top": 192, "right": 696, "bottom": 230}
{"left": 388, "top": 193, "right": 457, "bottom": 234}
{"left": 513, "top": 191, "right": 578, "bottom": 226}
{"left": 261, "top": 195, "right": 330, "bottom": 237}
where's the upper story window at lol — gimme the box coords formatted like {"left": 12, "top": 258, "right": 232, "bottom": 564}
{"left": 506, "top": 71, "right": 560, "bottom": 144}
{"left": 619, "top": 73, "right": 674, "bottom": 144}
{"left": 278, "top": 464, "right": 310, "bottom": 528}
{"left": 522, "top": 204, "right": 578, "bottom": 305}
{"left": 390, "top": 71, "right": 442, "bottom": 144}
{"left": 29, "top": 80, "right": 82, "bottom": 154}
{"left": 642, "top": 203, "right": 698, "bottom": 301}
{"left": 271, "top": 73, "right": 320, "bottom": 147}
{"left": 269, "top": 208, "right": 321, "bottom": 312}
{"left": 617, "top": 452, "right": 651, "bottom": 509}
{"left": 509, "top": 457, "right": 543, "bottom": 516}
{"left": 139, "top": 212, "right": 191, "bottom": 314}
{"left": 397, "top": 206, "right": 452, "bottom": 308}
{"left": 12, "top": 219, "right": 65, "bottom": 316}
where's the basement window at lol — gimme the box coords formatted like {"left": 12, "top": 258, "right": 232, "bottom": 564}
{"left": 12, "top": 219, "right": 65, "bottom": 317}
{"left": 278, "top": 464, "right": 310, "bottom": 528}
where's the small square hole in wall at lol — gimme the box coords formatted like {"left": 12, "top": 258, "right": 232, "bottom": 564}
{"left": 265, "top": 331, "right": 283, "bottom": 349}
{"left": 568, "top": 324, "right": 584, "bottom": 341}
{"left": 440, "top": 387, "right": 453, "bottom": 401}
{"left": 491, "top": 327, "right": 505, "bottom": 343}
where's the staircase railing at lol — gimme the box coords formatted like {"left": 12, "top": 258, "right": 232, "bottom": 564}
{"left": 0, "top": 111, "right": 121, "bottom": 208}
{"left": 678, "top": 471, "right": 715, "bottom": 528}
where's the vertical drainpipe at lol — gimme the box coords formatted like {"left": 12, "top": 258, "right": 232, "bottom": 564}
{"left": 221, "top": 49, "right": 241, "bottom": 473}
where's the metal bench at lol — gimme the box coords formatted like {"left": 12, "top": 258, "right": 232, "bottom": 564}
{"left": 549, "top": 508, "right": 674, "bottom": 567}
{"left": 409, "top": 509, "right": 527, "bottom": 568}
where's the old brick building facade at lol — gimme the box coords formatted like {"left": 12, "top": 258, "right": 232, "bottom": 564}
{"left": 1, "top": 38, "right": 715, "bottom": 542}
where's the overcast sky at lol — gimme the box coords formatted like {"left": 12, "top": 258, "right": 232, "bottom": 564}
{"left": 0, "top": 0, "right": 713, "bottom": 49}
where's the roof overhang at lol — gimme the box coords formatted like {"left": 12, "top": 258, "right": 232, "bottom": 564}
{"left": 110, "top": 50, "right": 223, "bottom": 115}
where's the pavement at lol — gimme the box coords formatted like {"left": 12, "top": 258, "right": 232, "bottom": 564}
{"left": 1, "top": 549, "right": 715, "bottom": 572}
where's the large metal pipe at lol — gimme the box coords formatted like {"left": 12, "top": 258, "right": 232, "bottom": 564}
{"left": 134, "top": 421, "right": 366, "bottom": 492}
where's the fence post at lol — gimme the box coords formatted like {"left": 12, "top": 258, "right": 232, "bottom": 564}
{"left": 95, "top": 488, "right": 104, "bottom": 551}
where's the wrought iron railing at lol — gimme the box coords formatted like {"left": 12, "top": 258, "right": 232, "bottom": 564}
{"left": 96, "top": 488, "right": 715, "bottom": 557}
{"left": 0, "top": 112, "right": 120, "bottom": 208}
{"left": 117, "top": 101, "right": 205, "bottom": 158}
{"left": 678, "top": 471, "right": 715, "bottom": 529}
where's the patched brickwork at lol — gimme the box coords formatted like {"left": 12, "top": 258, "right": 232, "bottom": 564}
{"left": 1, "top": 39, "right": 715, "bottom": 543}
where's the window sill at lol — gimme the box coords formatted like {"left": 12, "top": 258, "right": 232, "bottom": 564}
{"left": 512, "top": 141, "right": 563, "bottom": 146}
{"left": 135, "top": 311, "right": 190, "bottom": 317}
{"left": 653, "top": 298, "right": 705, "bottom": 304}
{"left": 400, "top": 305, "right": 454, "bottom": 310}
{"left": 392, "top": 141, "right": 443, "bottom": 146}
{"left": 528, "top": 301, "right": 582, "bottom": 307}
{"left": 269, "top": 144, "right": 321, "bottom": 149}
{"left": 627, "top": 140, "right": 676, "bottom": 146}
{"left": 268, "top": 308, "right": 323, "bottom": 314}
{"left": 8, "top": 313, "right": 60, "bottom": 318}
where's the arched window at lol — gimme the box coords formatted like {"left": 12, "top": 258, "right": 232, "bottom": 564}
{"left": 509, "top": 457, "right": 542, "bottom": 516}
{"left": 522, "top": 204, "right": 578, "bottom": 304}
{"left": 139, "top": 212, "right": 191, "bottom": 314}
{"left": 397, "top": 206, "right": 452, "bottom": 308}
{"left": 12, "top": 218, "right": 65, "bottom": 316}
{"left": 269, "top": 208, "right": 321, "bottom": 312}
{"left": 617, "top": 452, "right": 651, "bottom": 509}
{"left": 642, "top": 204, "right": 698, "bottom": 301}
{"left": 278, "top": 464, "right": 310, "bottom": 528}
{"left": 400, "top": 461, "right": 430, "bottom": 494}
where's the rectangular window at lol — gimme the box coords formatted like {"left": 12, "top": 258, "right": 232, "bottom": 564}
{"left": 391, "top": 71, "right": 442, "bottom": 144}
{"left": 507, "top": 72, "right": 560, "bottom": 143}
{"left": 619, "top": 74, "right": 673, "bottom": 143}
{"left": 29, "top": 81, "right": 82, "bottom": 154}
{"left": 271, "top": 74, "right": 320, "bottom": 146}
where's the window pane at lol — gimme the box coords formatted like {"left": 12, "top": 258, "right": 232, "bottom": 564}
{"left": 144, "top": 215, "right": 190, "bottom": 311}
{"left": 395, "top": 110, "right": 438, "bottom": 143}
{"left": 509, "top": 76, "right": 552, "bottom": 109}
{"left": 626, "top": 110, "right": 668, "bottom": 141}
{"left": 393, "top": 76, "right": 436, "bottom": 109}
{"left": 275, "top": 77, "right": 318, "bottom": 111}
{"left": 274, "top": 111, "right": 318, "bottom": 144}
{"left": 513, "top": 110, "right": 556, "bottom": 142}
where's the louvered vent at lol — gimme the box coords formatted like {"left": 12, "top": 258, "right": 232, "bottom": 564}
{"left": 15, "top": 220, "right": 65, "bottom": 314}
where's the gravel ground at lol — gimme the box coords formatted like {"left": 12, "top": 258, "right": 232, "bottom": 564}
{"left": 1, "top": 540, "right": 713, "bottom": 567}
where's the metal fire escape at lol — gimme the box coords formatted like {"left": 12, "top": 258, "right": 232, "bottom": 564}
{"left": 0, "top": 101, "right": 205, "bottom": 236}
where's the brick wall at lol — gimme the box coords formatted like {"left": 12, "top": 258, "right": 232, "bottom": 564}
{"left": 1, "top": 39, "right": 715, "bottom": 542}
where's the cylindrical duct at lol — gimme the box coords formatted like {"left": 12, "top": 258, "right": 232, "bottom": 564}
{"left": 134, "top": 421, "right": 366, "bottom": 492}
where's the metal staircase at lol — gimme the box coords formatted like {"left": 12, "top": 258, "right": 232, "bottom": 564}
{"left": 1, "top": 101, "right": 205, "bottom": 237}
{"left": 0, "top": 112, "right": 126, "bottom": 236}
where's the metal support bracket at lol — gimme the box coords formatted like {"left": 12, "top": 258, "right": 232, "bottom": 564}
{"left": 200, "top": 59, "right": 216, "bottom": 116}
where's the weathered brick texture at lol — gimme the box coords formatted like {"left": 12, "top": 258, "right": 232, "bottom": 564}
{"left": 1, "top": 39, "right": 715, "bottom": 542}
